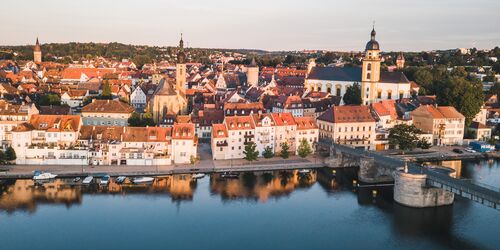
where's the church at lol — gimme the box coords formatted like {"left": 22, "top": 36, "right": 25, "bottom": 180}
{"left": 149, "top": 35, "right": 188, "bottom": 124}
{"left": 304, "top": 27, "right": 411, "bottom": 105}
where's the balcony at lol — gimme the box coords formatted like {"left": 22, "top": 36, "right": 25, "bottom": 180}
{"left": 216, "top": 141, "right": 228, "bottom": 147}
{"left": 244, "top": 134, "right": 254, "bottom": 138}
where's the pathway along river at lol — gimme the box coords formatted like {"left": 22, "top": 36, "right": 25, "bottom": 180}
{"left": 0, "top": 159, "right": 498, "bottom": 250}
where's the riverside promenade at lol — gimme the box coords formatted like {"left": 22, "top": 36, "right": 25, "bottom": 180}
{"left": 0, "top": 155, "right": 325, "bottom": 179}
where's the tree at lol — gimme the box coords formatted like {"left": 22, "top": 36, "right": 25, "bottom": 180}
{"left": 297, "top": 139, "right": 313, "bottom": 158}
{"left": 435, "top": 76, "right": 484, "bottom": 126}
{"left": 128, "top": 112, "right": 155, "bottom": 127}
{"left": 413, "top": 68, "right": 434, "bottom": 94}
{"left": 262, "top": 146, "right": 274, "bottom": 159}
{"left": 279, "top": 142, "right": 290, "bottom": 159}
{"left": 416, "top": 138, "right": 431, "bottom": 149}
{"left": 37, "top": 94, "right": 61, "bottom": 106}
{"left": 101, "top": 82, "right": 112, "bottom": 99}
{"left": 243, "top": 142, "right": 259, "bottom": 161}
{"left": 343, "top": 82, "right": 362, "bottom": 105}
{"left": 388, "top": 124, "right": 421, "bottom": 151}
{"left": 5, "top": 146, "right": 16, "bottom": 161}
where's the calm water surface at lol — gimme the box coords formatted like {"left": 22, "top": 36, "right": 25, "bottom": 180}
{"left": 0, "top": 160, "right": 499, "bottom": 250}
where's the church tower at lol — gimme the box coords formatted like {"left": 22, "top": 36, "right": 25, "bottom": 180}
{"left": 246, "top": 57, "right": 259, "bottom": 87}
{"left": 396, "top": 52, "right": 405, "bottom": 69}
{"left": 361, "top": 26, "right": 381, "bottom": 105}
{"left": 34, "top": 37, "right": 42, "bottom": 64}
{"left": 176, "top": 34, "right": 187, "bottom": 94}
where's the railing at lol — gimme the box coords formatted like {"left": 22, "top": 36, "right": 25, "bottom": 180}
{"left": 321, "top": 138, "right": 500, "bottom": 209}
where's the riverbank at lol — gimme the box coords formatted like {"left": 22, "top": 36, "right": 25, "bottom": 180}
{"left": 0, "top": 156, "right": 325, "bottom": 179}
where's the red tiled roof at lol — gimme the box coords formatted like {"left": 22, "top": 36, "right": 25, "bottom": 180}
{"left": 271, "top": 113, "right": 296, "bottom": 126}
{"left": 318, "top": 105, "right": 375, "bottom": 123}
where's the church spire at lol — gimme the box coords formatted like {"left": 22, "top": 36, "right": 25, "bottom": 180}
{"left": 179, "top": 33, "right": 184, "bottom": 50}
{"left": 370, "top": 21, "right": 376, "bottom": 41}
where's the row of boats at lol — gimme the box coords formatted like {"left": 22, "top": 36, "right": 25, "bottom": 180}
{"left": 32, "top": 171, "right": 208, "bottom": 184}
{"left": 32, "top": 169, "right": 311, "bottom": 183}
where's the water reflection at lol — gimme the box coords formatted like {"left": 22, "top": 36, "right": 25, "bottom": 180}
{"left": 210, "top": 170, "right": 317, "bottom": 202}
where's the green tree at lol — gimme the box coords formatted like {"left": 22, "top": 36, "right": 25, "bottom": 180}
{"left": 128, "top": 112, "right": 155, "bottom": 127}
{"left": 388, "top": 124, "right": 421, "bottom": 151}
{"left": 4, "top": 146, "right": 16, "bottom": 161}
{"left": 101, "top": 82, "right": 112, "bottom": 99}
{"left": 279, "top": 142, "right": 290, "bottom": 159}
{"left": 37, "top": 94, "right": 61, "bottom": 106}
{"left": 243, "top": 142, "right": 259, "bottom": 161}
{"left": 297, "top": 139, "right": 313, "bottom": 158}
{"left": 416, "top": 138, "right": 431, "bottom": 149}
{"left": 342, "top": 82, "right": 362, "bottom": 105}
{"left": 413, "top": 68, "right": 434, "bottom": 94}
{"left": 436, "top": 76, "right": 484, "bottom": 126}
{"left": 262, "top": 146, "right": 274, "bottom": 159}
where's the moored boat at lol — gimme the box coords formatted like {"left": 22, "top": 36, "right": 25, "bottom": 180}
{"left": 33, "top": 172, "right": 57, "bottom": 180}
{"left": 220, "top": 172, "right": 239, "bottom": 179}
{"left": 82, "top": 176, "right": 94, "bottom": 184}
{"left": 73, "top": 177, "right": 81, "bottom": 183}
{"left": 298, "top": 169, "right": 311, "bottom": 174}
{"left": 192, "top": 173, "right": 205, "bottom": 179}
{"left": 115, "top": 176, "right": 127, "bottom": 184}
{"left": 132, "top": 177, "right": 155, "bottom": 184}
{"left": 101, "top": 175, "right": 110, "bottom": 185}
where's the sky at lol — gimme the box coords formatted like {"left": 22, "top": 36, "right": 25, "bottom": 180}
{"left": 1, "top": 0, "right": 499, "bottom": 52}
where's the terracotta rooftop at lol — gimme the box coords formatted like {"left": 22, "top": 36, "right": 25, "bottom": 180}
{"left": 212, "top": 124, "right": 228, "bottom": 139}
{"left": 172, "top": 123, "right": 196, "bottom": 140}
{"left": 294, "top": 117, "right": 318, "bottom": 130}
{"left": 82, "top": 99, "right": 134, "bottom": 114}
{"left": 271, "top": 113, "right": 296, "bottom": 126}
{"left": 224, "top": 116, "right": 255, "bottom": 130}
{"left": 318, "top": 105, "right": 375, "bottom": 123}
{"left": 24, "top": 114, "right": 81, "bottom": 132}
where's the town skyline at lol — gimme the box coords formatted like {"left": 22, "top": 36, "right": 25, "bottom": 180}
{"left": 1, "top": 0, "right": 499, "bottom": 51}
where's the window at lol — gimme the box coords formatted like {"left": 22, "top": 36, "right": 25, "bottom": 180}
{"left": 336, "top": 87, "right": 341, "bottom": 96}
{"left": 367, "top": 63, "right": 371, "bottom": 71}
{"left": 387, "top": 91, "right": 392, "bottom": 100}
{"left": 377, "top": 90, "right": 382, "bottom": 99}
{"left": 367, "top": 73, "right": 371, "bottom": 80}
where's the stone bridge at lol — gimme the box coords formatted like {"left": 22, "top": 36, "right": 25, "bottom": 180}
{"left": 320, "top": 140, "right": 500, "bottom": 210}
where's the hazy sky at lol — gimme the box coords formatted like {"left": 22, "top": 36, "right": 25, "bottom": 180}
{"left": 1, "top": 0, "right": 499, "bottom": 51}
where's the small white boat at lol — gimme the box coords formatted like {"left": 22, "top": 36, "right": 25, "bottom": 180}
{"left": 33, "top": 172, "right": 57, "bottom": 180}
{"left": 132, "top": 177, "right": 155, "bottom": 184}
{"left": 73, "top": 177, "right": 81, "bottom": 183}
{"left": 100, "top": 175, "right": 110, "bottom": 185}
{"left": 115, "top": 176, "right": 127, "bottom": 184}
{"left": 192, "top": 173, "right": 205, "bottom": 179}
{"left": 298, "top": 169, "right": 311, "bottom": 174}
{"left": 82, "top": 176, "right": 94, "bottom": 184}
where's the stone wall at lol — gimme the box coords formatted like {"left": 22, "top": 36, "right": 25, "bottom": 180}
{"left": 393, "top": 169, "right": 454, "bottom": 208}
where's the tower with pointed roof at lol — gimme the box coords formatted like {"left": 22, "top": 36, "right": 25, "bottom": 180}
{"left": 34, "top": 37, "right": 42, "bottom": 64}
{"left": 246, "top": 57, "right": 259, "bottom": 87}
{"left": 176, "top": 34, "right": 187, "bottom": 94}
{"left": 361, "top": 26, "right": 381, "bottom": 104}
{"left": 396, "top": 52, "right": 405, "bottom": 69}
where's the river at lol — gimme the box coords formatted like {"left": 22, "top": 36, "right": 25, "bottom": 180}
{"left": 0, "top": 160, "right": 498, "bottom": 250}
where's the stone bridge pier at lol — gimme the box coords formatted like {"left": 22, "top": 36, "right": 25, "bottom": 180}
{"left": 325, "top": 148, "right": 393, "bottom": 183}
{"left": 393, "top": 168, "right": 454, "bottom": 208}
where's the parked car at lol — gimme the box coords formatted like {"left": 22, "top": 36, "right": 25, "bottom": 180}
{"left": 453, "top": 148, "right": 464, "bottom": 154}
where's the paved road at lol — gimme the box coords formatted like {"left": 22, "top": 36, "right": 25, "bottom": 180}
{"left": 0, "top": 154, "right": 325, "bottom": 179}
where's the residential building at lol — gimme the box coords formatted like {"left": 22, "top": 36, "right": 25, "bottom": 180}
{"left": 317, "top": 105, "right": 376, "bottom": 150}
{"left": 81, "top": 99, "right": 134, "bottom": 126}
{"left": 411, "top": 105, "right": 465, "bottom": 146}
{"left": 171, "top": 123, "right": 197, "bottom": 164}
{"left": 272, "top": 113, "right": 297, "bottom": 153}
{"left": 295, "top": 116, "right": 318, "bottom": 154}
{"left": 252, "top": 114, "right": 276, "bottom": 156}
